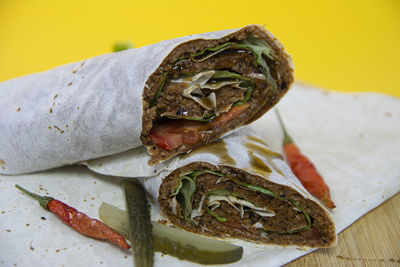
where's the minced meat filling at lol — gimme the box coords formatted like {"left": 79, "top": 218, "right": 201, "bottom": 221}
{"left": 142, "top": 26, "right": 294, "bottom": 165}
{"left": 157, "top": 49, "right": 261, "bottom": 117}
{"left": 159, "top": 162, "right": 336, "bottom": 247}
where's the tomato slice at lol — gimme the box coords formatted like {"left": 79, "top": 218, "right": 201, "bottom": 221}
{"left": 150, "top": 131, "right": 183, "bottom": 150}
{"left": 150, "top": 104, "right": 250, "bottom": 151}
{"left": 211, "top": 103, "right": 250, "bottom": 127}
{"left": 150, "top": 120, "right": 202, "bottom": 150}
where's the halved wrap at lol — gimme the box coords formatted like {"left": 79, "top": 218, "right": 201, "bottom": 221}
{"left": 87, "top": 128, "right": 337, "bottom": 248}
{"left": 0, "top": 24, "right": 293, "bottom": 174}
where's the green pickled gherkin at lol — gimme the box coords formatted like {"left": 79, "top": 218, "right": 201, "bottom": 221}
{"left": 121, "top": 180, "right": 154, "bottom": 267}
{"left": 99, "top": 202, "right": 243, "bottom": 265}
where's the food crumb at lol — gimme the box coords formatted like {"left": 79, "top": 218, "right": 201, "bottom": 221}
{"left": 68, "top": 82, "right": 72, "bottom": 86}
{"left": 77, "top": 106, "right": 80, "bottom": 110}
{"left": 41, "top": 217, "right": 46, "bottom": 220}
{"left": 16, "top": 107, "right": 21, "bottom": 112}
{"left": 0, "top": 160, "right": 5, "bottom": 170}
{"left": 48, "top": 126, "right": 52, "bottom": 130}
{"left": 158, "top": 219, "right": 168, "bottom": 225}
{"left": 56, "top": 249, "right": 60, "bottom": 253}
{"left": 124, "top": 256, "right": 127, "bottom": 259}
{"left": 93, "top": 181, "right": 97, "bottom": 184}
{"left": 26, "top": 224, "right": 30, "bottom": 227}
{"left": 91, "top": 197, "right": 95, "bottom": 200}
{"left": 5, "top": 229, "right": 11, "bottom": 232}
{"left": 29, "top": 241, "right": 35, "bottom": 251}
{"left": 384, "top": 112, "right": 392, "bottom": 117}
{"left": 72, "top": 70, "right": 77, "bottom": 74}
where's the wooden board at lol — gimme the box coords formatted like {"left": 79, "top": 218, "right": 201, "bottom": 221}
{"left": 287, "top": 193, "right": 400, "bottom": 266}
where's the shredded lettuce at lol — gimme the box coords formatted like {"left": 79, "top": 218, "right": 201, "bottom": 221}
{"left": 151, "top": 71, "right": 169, "bottom": 106}
{"left": 207, "top": 191, "right": 275, "bottom": 219}
{"left": 206, "top": 206, "right": 227, "bottom": 222}
{"left": 172, "top": 169, "right": 223, "bottom": 221}
{"left": 226, "top": 176, "right": 312, "bottom": 234}
{"left": 236, "top": 36, "right": 277, "bottom": 94}
{"left": 151, "top": 35, "right": 276, "bottom": 107}
{"left": 233, "top": 80, "right": 254, "bottom": 107}
{"left": 173, "top": 176, "right": 196, "bottom": 220}
{"left": 172, "top": 169, "right": 311, "bottom": 234}
{"left": 163, "top": 113, "right": 216, "bottom": 122}
{"left": 227, "top": 176, "right": 277, "bottom": 198}
{"left": 210, "top": 70, "right": 247, "bottom": 80}
{"left": 191, "top": 43, "right": 234, "bottom": 62}
{"left": 207, "top": 189, "right": 242, "bottom": 198}
{"left": 172, "top": 70, "right": 253, "bottom": 111}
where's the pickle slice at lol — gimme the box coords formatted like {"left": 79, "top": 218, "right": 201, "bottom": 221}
{"left": 121, "top": 180, "right": 154, "bottom": 267}
{"left": 99, "top": 202, "right": 243, "bottom": 265}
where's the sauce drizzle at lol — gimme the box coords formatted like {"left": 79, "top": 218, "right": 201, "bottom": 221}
{"left": 246, "top": 152, "right": 271, "bottom": 177}
{"left": 181, "top": 140, "right": 236, "bottom": 166}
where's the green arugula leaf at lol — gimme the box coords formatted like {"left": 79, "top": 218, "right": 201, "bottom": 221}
{"left": 206, "top": 207, "right": 227, "bottom": 222}
{"left": 210, "top": 70, "right": 247, "bottom": 80}
{"left": 164, "top": 113, "right": 216, "bottom": 122}
{"left": 172, "top": 169, "right": 223, "bottom": 221}
{"left": 226, "top": 175, "right": 312, "bottom": 233}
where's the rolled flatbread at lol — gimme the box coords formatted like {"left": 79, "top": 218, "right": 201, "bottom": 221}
{"left": 87, "top": 128, "right": 337, "bottom": 248}
{"left": 0, "top": 24, "right": 293, "bottom": 174}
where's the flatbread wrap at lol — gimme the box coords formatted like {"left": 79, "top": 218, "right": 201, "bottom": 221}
{"left": 0, "top": 24, "right": 293, "bottom": 175}
{"left": 87, "top": 128, "right": 337, "bottom": 248}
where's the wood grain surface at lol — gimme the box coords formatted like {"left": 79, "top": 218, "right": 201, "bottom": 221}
{"left": 287, "top": 193, "right": 400, "bottom": 266}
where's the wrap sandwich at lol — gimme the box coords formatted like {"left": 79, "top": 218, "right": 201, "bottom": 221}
{"left": 87, "top": 128, "right": 337, "bottom": 248}
{"left": 0, "top": 24, "right": 294, "bottom": 175}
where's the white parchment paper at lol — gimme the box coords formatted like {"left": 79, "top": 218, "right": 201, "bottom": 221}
{"left": 1, "top": 83, "right": 399, "bottom": 266}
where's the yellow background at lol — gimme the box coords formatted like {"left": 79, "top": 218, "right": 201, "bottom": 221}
{"left": 1, "top": 0, "right": 399, "bottom": 97}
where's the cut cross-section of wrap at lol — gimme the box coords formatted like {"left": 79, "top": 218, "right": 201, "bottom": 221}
{"left": 158, "top": 162, "right": 336, "bottom": 248}
{"left": 142, "top": 25, "right": 294, "bottom": 165}
{"left": 86, "top": 127, "right": 337, "bottom": 248}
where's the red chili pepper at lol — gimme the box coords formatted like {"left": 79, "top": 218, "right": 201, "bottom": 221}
{"left": 15, "top": 184, "right": 131, "bottom": 250}
{"left": 275, "top": 110, "right": 336, "bottom": 209}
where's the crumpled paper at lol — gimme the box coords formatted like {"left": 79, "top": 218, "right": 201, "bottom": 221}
{"left": 1, "top": 83, "right": 399, "bottom": 266}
